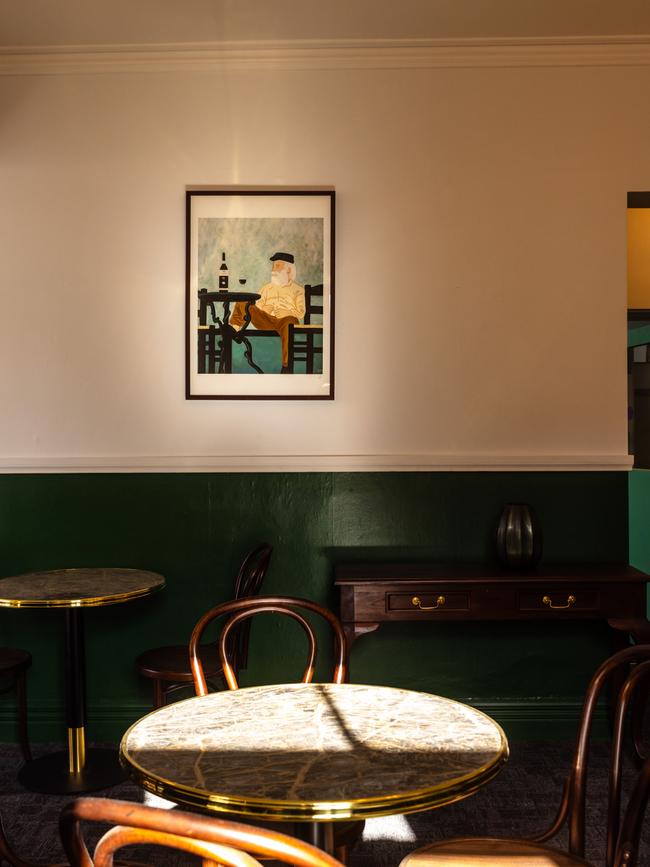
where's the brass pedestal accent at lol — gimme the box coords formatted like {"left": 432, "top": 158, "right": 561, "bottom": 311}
{"left": 68, "top": 726, "right": 86, "bottom": 774}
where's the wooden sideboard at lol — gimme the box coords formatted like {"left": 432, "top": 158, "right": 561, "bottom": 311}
{"left": 334, "top": 562, "right": 650, "bottom": 650}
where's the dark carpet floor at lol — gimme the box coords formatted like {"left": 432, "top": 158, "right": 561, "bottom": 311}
{"left": 0, "top": 740, "right": 648, "bottom": 866}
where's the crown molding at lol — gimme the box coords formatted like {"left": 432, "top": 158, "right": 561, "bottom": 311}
{"left": 0, "top": 453, "right": 633, "bottom": 473}
{"left": 2, "top": 35, "right": 650, "bottom": 75}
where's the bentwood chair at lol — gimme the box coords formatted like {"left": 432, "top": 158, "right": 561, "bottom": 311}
{"left": 189, "top": 595, "right": 347, "bottom": 693}
{"left": 0, "top": 647, "right": 32, "bottom": 763}
{"left": 189, "top": 596, "right": 356, "bottom": 862}
{"left": 136, "top": 543, "right": 272, "bottom": 708}
{"left": 400, "top": 644, "right": 650, "bottom": 867}
{"left": 59, "top": 797, "right": 345, "bottom": 867}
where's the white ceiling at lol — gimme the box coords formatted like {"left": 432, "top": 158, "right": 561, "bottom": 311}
{"left": 2, "top": 0, "right": 650, "bottom": 47}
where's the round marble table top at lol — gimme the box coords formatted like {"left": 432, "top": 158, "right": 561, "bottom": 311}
{"left": 0, "top": 568, "right": 165, "bottom": 608}
{"left": 121, "top": 682, "right": 508, "bottom": 821}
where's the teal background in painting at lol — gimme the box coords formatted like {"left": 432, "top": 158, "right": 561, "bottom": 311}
{"left": 198, "top": 217, "right": 324, "bottom": 291}
{"left": 231, "top": 333, "right": 324, "bottom": 374}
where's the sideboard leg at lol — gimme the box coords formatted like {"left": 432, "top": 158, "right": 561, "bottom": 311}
{"left": 342, "top": 623, "right": 381, "bottom": 682}
{"left": 343, "top": 622, "right": 381, "bottom": 650}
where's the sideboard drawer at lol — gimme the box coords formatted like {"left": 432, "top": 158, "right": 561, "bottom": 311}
{"left": 518, "top": 589, "right": 600, "bottom": 612}
{"left": 388, "top": 592, "right": 470, "bottom": 613}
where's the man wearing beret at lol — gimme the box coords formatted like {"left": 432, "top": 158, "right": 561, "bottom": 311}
{"left": 230, "top": 252, "right": 306, "bottom": 373}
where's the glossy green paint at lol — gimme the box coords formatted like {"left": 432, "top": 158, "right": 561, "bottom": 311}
{"left": 627, "top": 469, "right": 650, "bottom": 620}
{"left": 0, "top": 471, "right": 627, "bottom": 742}
{"left": 628, "top": 324, "right": 650, "bottom": 348}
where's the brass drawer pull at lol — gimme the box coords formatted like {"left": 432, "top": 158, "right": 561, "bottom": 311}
{"left": 543, "top": 594, "right": 576, "bottom": 609}
{"left": 411, "top": 595, "right": 446, "bottom": 611}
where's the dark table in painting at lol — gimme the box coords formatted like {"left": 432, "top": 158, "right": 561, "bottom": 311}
{"left": 0, "top": 567, "right": 165, "bottom": 794}
{"left": 197, "top": 289, "right": 262, "bottom": 373}
{"left": 120, "top": 682, "right": 508, "bottom": 854}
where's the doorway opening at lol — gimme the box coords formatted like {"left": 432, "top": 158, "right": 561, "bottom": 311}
{"left": 628, "top": 191, "right": 650, "bottom": 467}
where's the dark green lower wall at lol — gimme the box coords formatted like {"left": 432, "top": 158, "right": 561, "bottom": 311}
{"left": 0, "top": 471, "right": 629, "bottom": 743}
{"left": 628, "top": 469, "right": 650, "bottom": 619}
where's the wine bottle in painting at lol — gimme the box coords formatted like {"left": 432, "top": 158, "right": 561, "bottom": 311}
{"left": 218, "top": 252, "right": 229, "bottom": 289}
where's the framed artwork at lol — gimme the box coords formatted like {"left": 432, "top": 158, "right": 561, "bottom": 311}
{"left": 186, "top": 188, "right": 335, "bottom": 400}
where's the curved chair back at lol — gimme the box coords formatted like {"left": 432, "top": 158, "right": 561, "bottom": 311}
{"left": 613, "top": 753, "right": 650, "bottom": 867}
{"left": 229, "top": 542, "right": 273, "bottom": 675}
{"left": 219, "top": 605, "right": 318, "bottom": 689}
{"left": 189, "top": 595, "right": 347, "bottom": 695}
{"left": 135, "top": 542, "right": 272, "bottom": 710}
{"left": 399, "top": 645, "right": 650, "bottom": 867}
{"left": 234, "top": 542, "right": 273, "bottom": 599}
{"left": 535, "top": 644, "right": 650, "bottom": 863}
{"left": 59, "top": 798, "right": 344, "bottom": 867}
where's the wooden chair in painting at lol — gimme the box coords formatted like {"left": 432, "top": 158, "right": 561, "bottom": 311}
{"left": 135, "top": 542, "right": 272, "bottom": 708}
{"left": 231, "top": 283, "right": 324, "bottom": 374}
{"left": 399, "top": 644, "right": 650, "bottom": 867}
{"left": 59, "top": 797, "right": 345, "bottom": 867}
{"left": 287, "top": 284, "right": 324, "bottom": 374}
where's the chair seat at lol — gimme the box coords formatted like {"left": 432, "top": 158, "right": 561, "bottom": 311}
{"left": 400, "top": 838, "right": 592, "bottom": 866}
{"left": 0, "top": 647, "right": 31, "bottom": 676}
{"left": 136, "top": 644, "right": 222, "bottom": 682}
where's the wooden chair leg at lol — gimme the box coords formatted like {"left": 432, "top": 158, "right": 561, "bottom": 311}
{"left": 14, "top": 672, "right": 31, "bottom": 764}
{"left": 153, "top": 679, "right": 165, "bottom": 709}
{"left": 334, "top": 844, "right": 349, "bottom": 865}
{"left": 632, "top": 667, "right": 650, "bottom": 762}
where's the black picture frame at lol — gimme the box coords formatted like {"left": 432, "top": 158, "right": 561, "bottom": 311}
{"left": 185, "top": 188, "right": 335, "bottom": 400}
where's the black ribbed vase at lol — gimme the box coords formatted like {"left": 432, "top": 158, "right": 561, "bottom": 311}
{"left": 496, "top": 503, "right": 542, "bottom": 569}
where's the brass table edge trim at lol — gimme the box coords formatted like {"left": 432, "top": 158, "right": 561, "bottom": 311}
{"left": 0, "top": 580, "right": 165, "bottom": 608}
{"left": 120, "top": 749, "right": 508, "bottom": 821}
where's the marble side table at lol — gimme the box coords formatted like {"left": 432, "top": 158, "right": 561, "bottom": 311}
{"left": 0, "top": 567, "right": 164, "bottom": 794}
{"left": 121, "top": 682, "right": 508, "bottom": 854}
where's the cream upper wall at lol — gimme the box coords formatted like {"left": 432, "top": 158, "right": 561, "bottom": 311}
{"left": 0, "top": 53, "right": 644, "bottom": 471}
{"left": 3, "top": 0, "right": 650, "bottom": 45}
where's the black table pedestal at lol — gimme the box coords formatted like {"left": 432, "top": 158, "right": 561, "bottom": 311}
{"left": 18, "top": 747, "right": 125, "bottom": 794}
{"left": 305, "top": 822, "right": 335, "bottom": 856}
{"left": 18, "top": 609, "right": 126, "bottom": 794}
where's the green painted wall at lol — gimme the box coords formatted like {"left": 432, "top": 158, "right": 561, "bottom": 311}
{"left": 628, "top": 324, "right": 650, "bottom": 348}
{"left": 628, "top": 469, "right": 650, "bottom": 620}
{"left": 0, "top": 471, "right": 627, "bottom": 743}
